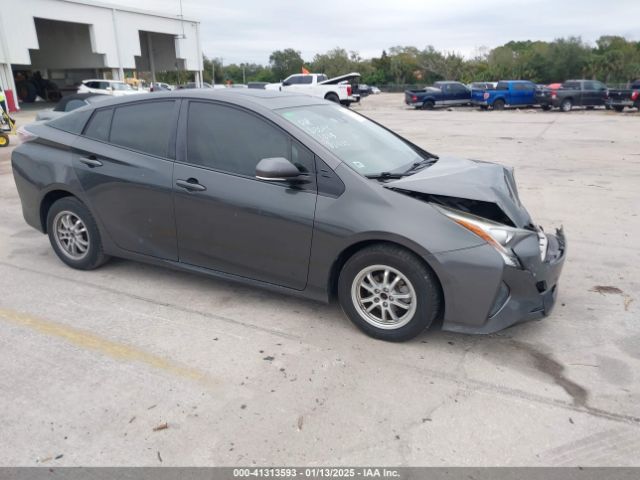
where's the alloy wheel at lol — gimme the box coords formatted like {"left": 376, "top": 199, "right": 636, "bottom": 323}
{"left": 53, "top": 210, "right": 90, "bottom": 260}
{"left": 350, "top": 264, "right": 417, "bottom": 329}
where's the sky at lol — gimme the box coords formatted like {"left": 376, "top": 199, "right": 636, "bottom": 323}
{"left": 109, "top": 0, "right": 640, "bottom": 65}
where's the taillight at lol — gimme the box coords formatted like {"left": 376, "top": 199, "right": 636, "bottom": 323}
{"left": 483, "top": 92, "right": 489, "bottom": 100}
{"left": 551, "top": 91, "right": 557, "bottom": 99}
{"left": 17, "top": 126, "right": 37, "bottom": 143}
{"left": 632, "top": 91, "right": 639, "bottom": 101}
{"left": 411, "top": 95, "right": 417, "bottom": 102}
{"left": 347, "top": 85, "right": 352, "bottom": 96}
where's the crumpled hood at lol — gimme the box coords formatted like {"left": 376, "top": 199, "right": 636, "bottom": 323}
{"left": 384, "top": 156, "right": 533, "bottom": 228}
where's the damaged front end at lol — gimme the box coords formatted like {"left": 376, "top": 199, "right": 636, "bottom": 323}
{"left": 385, "top": 156, "right": 567, "bottom": 334}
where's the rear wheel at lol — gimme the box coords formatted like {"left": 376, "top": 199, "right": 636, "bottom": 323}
{"left": 46, "top": 197, "right": 109, "bottom": 270}
{"left": 0, "top": 133, "right": 9, "bottom": 147}
{"left": 421, "top": 99, "right": 435, "bottom": 110}
{"left": 635, "top": 101, "right": 640, "bottom": 111}
{"left": 613, "top": 105, "right": 625, "bottom": 112}
{"left": 493, "top": 99, "right": 505, "bottom": 111}
{"left": 325, "top": 93, "right": 340, "bottom": 103}
{"left": 541, "top": 104, "right": 551, "bottom": 111}
{"left": 338, "top": 244, "right": 441, "bottom": 341}
{"left": 560, "top": 99, "right": 573, "bottom": 112}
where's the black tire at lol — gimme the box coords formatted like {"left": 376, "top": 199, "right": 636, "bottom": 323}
{"left": 0, "top": 133, "right": 9, "bottom": 148}
{"left": 338, "top": 244, "right": 441, "bottom": 342}
{"left": 560, "top": 99, "right": 572, "bottom": 112}
{"left": 586, "top": 106, "right": 595, "bottom": 110}
{"left": 614, "top": 105, "right": 625, "bottom": 112}
{"left": 634, "top": 101, "right": 640, "bottom": 111}
{"left": 493, "top": 99, "right": 505, "bottom": 111}
{"left": 46, "top": 197, "right": 108, "bottom": 270}
{"left": 325, "top": 93, "right": 340, "bottom": 103}
{"left": 541, "top": 105, "right": 551, "bottom": 111}
{"left": 479, "top": 105, "right": 489, "bottom": 111}
{"left": 421, "top": 99, "right": 435, "bottom": 110}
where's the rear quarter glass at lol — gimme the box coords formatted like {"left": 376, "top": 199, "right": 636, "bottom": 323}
{"left": 48, "top": 109, "right": 92, "bottom": 135}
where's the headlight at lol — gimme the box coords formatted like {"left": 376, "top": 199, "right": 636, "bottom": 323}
{"left": 434, "top": 205, "right": 521, "bottom": 267}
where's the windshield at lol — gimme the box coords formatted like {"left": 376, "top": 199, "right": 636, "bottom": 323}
{"left": 276, "top": 105, "right": 425, "bottom": 176}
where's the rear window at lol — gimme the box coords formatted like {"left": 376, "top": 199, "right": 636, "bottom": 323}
{"left": 64, "top": 99, "right": 88, "bottom": 112}
{"left": 47, "top": 109, "right": 92, "bottom": 135}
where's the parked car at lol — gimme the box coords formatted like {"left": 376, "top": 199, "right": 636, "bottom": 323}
{"left": 537, "top": 79, "right": 608, "bottom": 112}
{"left": 11, "top": 90, "right": 566, "bottom": 341}
{"left": 77, "top": 79, "right": 140, "bottom": 96}
{"left": 405, "top": 81, "right": 471, "bottom": 110}
{"left": 150, "top": 82, "right": 173, "bottom": 92}
{"left": 35, "top": 93, "right": 110, "bottom": 121}
{"left": 472, "top": 80, "right": 537, "bottom": 110}
{"left": 370, "top": 86, "right": 381, "bottom": 94}
{"left": 607, "top": 80, "right": 640, "bottom": 112}
{"left": 357, "top": 84, "right": 373, "bottom": 97}
{"left": 265, "top": 72, "right": 361, "bottom": 107}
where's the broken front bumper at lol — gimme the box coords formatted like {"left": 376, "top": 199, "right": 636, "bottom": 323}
{"left": 433, "top": 227, "right": 567, "bottom": 334}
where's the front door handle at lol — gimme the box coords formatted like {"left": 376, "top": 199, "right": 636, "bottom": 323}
{"left": 176, "top": 178, "right": 206, "bottom": 192}
{"left": 79, "top": 155, "right": 103, "bottom": 168}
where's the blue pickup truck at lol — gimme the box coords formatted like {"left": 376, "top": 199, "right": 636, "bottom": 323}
{"left": 472, "top": 80, "right": 537, "bottom": 110}
{"left": 405, "top": 81, "right": 471, "bottom": 109}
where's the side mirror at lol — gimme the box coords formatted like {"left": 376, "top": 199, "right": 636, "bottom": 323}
{"left": 256, "top": 157, "right": 302, "bottom": 181}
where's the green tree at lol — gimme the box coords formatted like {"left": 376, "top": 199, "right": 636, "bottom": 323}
{"left": 269, "top": 49, "right": 305, "bottom": 81}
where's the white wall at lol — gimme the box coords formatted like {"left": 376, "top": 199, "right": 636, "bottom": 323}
{"left": 0, "top": 0, "right": 202, "bottom": 71}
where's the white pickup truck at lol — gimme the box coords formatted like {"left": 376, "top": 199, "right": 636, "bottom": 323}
{"left": 265, "top": 72, "right": 361, "bottom": 106}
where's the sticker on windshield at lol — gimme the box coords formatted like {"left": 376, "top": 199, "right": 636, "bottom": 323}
{"left": 351, "top": 161, "right": 365, "bottom": 169}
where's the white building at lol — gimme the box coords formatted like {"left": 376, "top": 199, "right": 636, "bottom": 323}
{"left": 0, "top": 0, "right": 203, "bottom": 109}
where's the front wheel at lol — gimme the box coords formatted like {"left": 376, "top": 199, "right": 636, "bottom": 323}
{"left": 47, "top": 197, "right": 109, "bottom": 270}
{"left": 0, "top": 133, "right": 9, "bottom": 147}
{"left": 338, "top": 244, "right": 441, "bottom": 341}
{"left": 560, "top": 99, "right": 573, "bottom": 112}
{"left": 492, "top": 99, "right": 505, "bottom": 111}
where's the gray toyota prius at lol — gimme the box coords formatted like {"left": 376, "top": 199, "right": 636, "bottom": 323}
{"left": 11, "top": 89, "right": 566, "bottom": 341}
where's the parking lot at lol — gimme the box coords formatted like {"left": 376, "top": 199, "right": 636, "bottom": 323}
{"left": 1, "top": 93, "right": 639, "bottom": 466}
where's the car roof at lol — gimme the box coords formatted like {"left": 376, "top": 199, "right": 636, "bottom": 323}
{"left": 75, "top": 89, "right": 328, "bottom": 111}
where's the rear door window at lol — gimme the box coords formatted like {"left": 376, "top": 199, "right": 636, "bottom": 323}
{"left": 496, "top": 82, "right": 509, "bottom": 90}
{"left": 109, "top": 101, "right": 176, "bottom": 157}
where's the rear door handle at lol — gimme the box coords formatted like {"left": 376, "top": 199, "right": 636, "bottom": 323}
{"left": 176, "top": 178, "right": 206, "bottom": 192}
{"left": 79, "top": 155, "right": 103, "bottom": 168}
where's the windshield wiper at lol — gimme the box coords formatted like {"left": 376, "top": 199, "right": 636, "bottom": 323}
{"left": 365, "top": 172, "right": 407, "bottom": 180}
{"left": 402, "top": 158, "right": 438, "bottom": 176}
